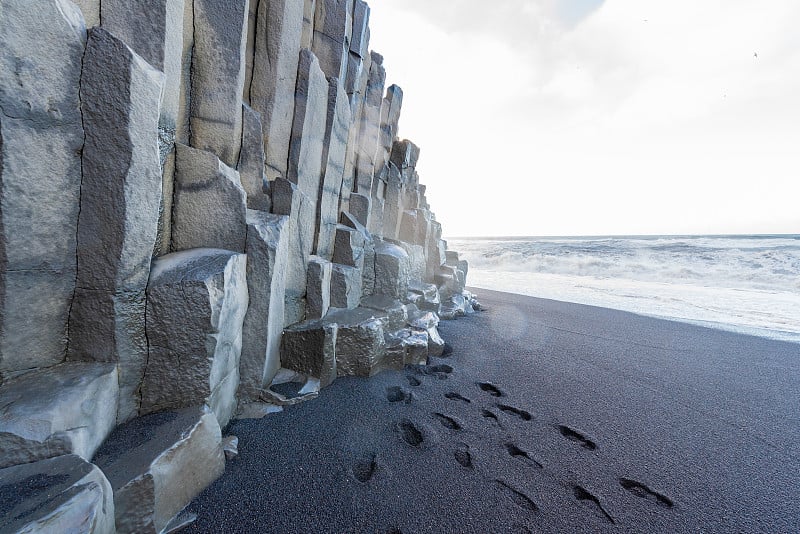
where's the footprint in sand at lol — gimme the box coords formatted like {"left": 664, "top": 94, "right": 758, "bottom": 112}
{"left": 481, "top": 409, "right": 502, "bottom": 427}
{"left": 495, "top": 480, "right": 538, "bottom": 513}
{"left": 504, "top": 443, "right": 543, "bottom": 468}
{"left": 454, "top": 443, "right": 473, "bottom": 468}
{"left": 496, "top": 404, "right": 532, "bottom": 421}
{"left": 406, "top": 375, "right": 421, "bottom": 387}
{"left": 573, "top": 485, "right": 615, "bottom": 523}
{"left": 432, "top": 412, "right": 462, "bottom": 430}
{"left": 557, "top": 425, "right": 597, "bottom": 450}
{"left": 353, "top": 453, "right": 377, "bottom": 483}
{"left": 397, "top": 419, "right": 424, "bottom": 446}
{"left": 477, "top": 382, "right": 504, "bottom": 397}
{"left": 386, "top": 386, "right": 412, "bottom": 404}
{"left": 406, "top": 363, "right": 453, "bottom": 380}
{"left": 441, "top": 343, "right": 453, "bottom": 357}
{"left": 445, "top": 392, "right": 471, "bottom": 403}
{"left": 619, "top": 478, "right": 674, "bottom": 508}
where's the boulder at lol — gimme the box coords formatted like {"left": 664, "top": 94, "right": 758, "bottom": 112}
{"left": 0, "top": 362, "right": 118, "bottom": 469}
{"left": 306, "top": 256, "right": 332, "bottom": 319}
{"left": 361, "top": 295, "right": 407, "bottom": 332}
{"left": 327, "top": 307, "right": 386, "bottom": 377}
{"left": 67, "top": 29, "right": 164, "bottom": 421}
{"left": 282, "top": 320, "right": 338, "bottom": 388}
{"left": 271, "top": 178, "right": 315, "bottom": 325}
{"left": 374, "top": 241, "right": 410, "bottom": 299}
{"left": 315, "top": 78, "right": 352, "bottom": 258}
{"left": 250, "top": 0, "right": 303, "bottom": 181}
{"left": 172, "top": 143, "right": 248, "bottom": 253}
{"left": 237, "top": 103, "right": 271, "bottom": 211}
{"left": 385, "top": 328, "right": 429, "bottom": 369}
{"left": 0, "top": 455, "right": 115, "bottom": 534}
{"left": 239, "top": 211, "right": 289, "bottom": 400}
{"left": 407, "top": 280, "right": 441, "bottom": 313}
{"left": 0, "top": 0, "right": 85, "bottom": 375}
{"left": 330, "top": 263, "right": 362, "bottom": 309}
{"left": 142, "top": 249, "right": 248, "bottom": 427}
{"left": 190, "top": 0, "right": 248, "bottom": 167}
{"left": 311, "top": 0, "right": 353, "bottom": 80}
{"left": 93, "top": 407, "right": 225, "bottom": 534}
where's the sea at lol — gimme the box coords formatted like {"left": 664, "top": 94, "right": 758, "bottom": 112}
{"left": 447, "top": 235, "right": 800, "bottom": 344}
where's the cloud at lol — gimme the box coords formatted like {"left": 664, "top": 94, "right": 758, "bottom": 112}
{"left": 369, "top": 0, "right": 800, "bottom": 236}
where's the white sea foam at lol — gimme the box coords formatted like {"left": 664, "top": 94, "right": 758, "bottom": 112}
{"left": 449, "top": 235, "right": 800, "bottom": 343}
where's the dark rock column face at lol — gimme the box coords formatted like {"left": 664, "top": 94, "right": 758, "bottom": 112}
{"left": 101, "top": 0, "right": 186, "bottom": 256}
{"left": 0, "top": 0, "right": 86, "bottom": 381}
{"left": 250, "top": 0, "right": 303, "bottom": 182}
{"left": 238, "top": 103, "right": 271, "bottom": 211}
{"left": 68, "top": 27, "right": 165, "bottom": 423}
{"left": 311, "top": 0, "right": 353, "bottom": 81}
{"left": 315, "top": 78, "right": 352, "bottom": 259}
{"left": 189, "top": 0, "right": 249, "bottom": 168}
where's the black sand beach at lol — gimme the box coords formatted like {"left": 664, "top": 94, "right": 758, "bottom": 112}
{"left": 185, "top": 288, "right": 800, "bottom": 533}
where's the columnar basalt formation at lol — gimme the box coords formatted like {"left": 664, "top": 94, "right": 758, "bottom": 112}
{"left": 0, "top": 1, "right": 477, "bottom": 531}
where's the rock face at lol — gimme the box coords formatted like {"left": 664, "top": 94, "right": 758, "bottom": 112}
{"left": 0, "top": 455, "right": 116, "bottom": 534}
{"left": 0, "top": 0, "right": 476, "bottom": 525}
{"left": 68, "top": 27, "right": 164, "bottom": 422}
{"left": 142, "top": 249, "right": 248, "bottom": 427}
{"left": 0, "top": 0, "right": 86, "bottom": 378}
{"left": 0, "top": 362, "right": 119, "bottom": 469}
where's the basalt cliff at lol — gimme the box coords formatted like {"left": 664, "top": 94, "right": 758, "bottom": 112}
{"left": 0, "top": 1, "right": 477, "bottom": 532}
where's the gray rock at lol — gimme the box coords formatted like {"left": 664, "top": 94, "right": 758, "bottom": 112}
{"left": 315, "top": 78, "right": 352, "bottom": 258}
{"left": 302, "top": 0, "right": 317, "bottom": 48}
{"left": 353, "top": 52, "right": 385, "bottom": 197}
{"left": 390, "top": 139, "right": 421, "bottom": 172}
{"left": 330, "top": 263, "right": 363, "bottom": 309}
{"left": 73, "top": 0, "right": 101, "bottom": 27}
{"left": 222, "top": 435, "right": 239, "bottom": 460}
{"left": 239, "top": 211, "right": 289, "bottom": 400}
{"left": 271, "top": 178, "right": 315, "bottom": 325}
{"left": 311, "top": 0, "right": 353, "bottom": 80}
{"left": 306, "top": 256, "right": 332, "bottom": 319}
{"left": 385, "top": 328, "right": 429, "bottom": 368}
{"left": 238, "top": 103, "right": 271, "bottom": 211}
{"left": 281, "top": 320, "right": 338, "bottom": 387}
{"left": 93, "top": 406, "right": 224, "bottom": 534}
{"left": 374, "top": 241, "right": 410, "bottom": 299}
{"left": 0, "top": 0, "right": 85, "bottom": 375}
{"left": 142, "top": 249, "right": 248, "bottom": 427}
{"left": 361, "top": 295, "right": 407, "bottom": 331}
{"left": 67, "top": 27, "right": 163, "bottom": 421}
{"left": 427, "top": 326, "right": 446, "bottom": 357}
{"left": 350, "top": 1, "right": 370, "bottom": 58}
{"left": 327, "top": 307, "right": 386, "bottom": 378}
{"left": 377, "top": 84, "right": 403, "bottom": 172}
{"left": 408, "top": 280, "right": 441, "bottom": 313}
{"left": 348, "top": 192, "right": 371, "bottom": 227}
{"left": 383, "top": 164, "right": 404, "bottom": 240}
{"left": 368, "top": 194, "right": 386, "bottom": 238}
{"left": 332, "top": 224, "right": 366, "bottom": 268}
{"left": 0, "top": 363, "right": 118, "bottom": 469}
{"left": 250, "top": 0, "right": 303, "bottom": 181}
{"left": 288, "top": 49, "right": 328, "bottom": 205}
{"left": 172, "top": 143, "right": 248, "bottom": 253}
{"left": 0, "top": 455, "right": 115, "bottom": 534}
{"left": 190, "top": 0, "right": 248, "bottom": 167}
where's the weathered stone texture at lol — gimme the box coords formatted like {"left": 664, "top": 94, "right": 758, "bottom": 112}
{"left": 306, "top": 256, "right": 332, "bottom": 320}
{"left": 0, "top": 455, "right": 115, "bottom": 534}
{"left": 0, "top": 362, "right": 119, "bottom": 469}
{"left": 374, "top": 241, "right": 410, "bottom": 299}
{"left": 68, "top": 27, "right": 164, "bottom": 422}
{"left": 172, "top": 143, "right": 248, "bottom": 253}
{"left": 93, "top": 407, "right": 224, "bottom": 534}
{"left": 282, "top": 320, "right": 338, "bottom": 387}
{"left": 142, "top": 249, "right": 248, "bottom": 427}
{"left": 330, "top": 263, "right": 362, "bottom": 309}
{"left": 239, "top": 211, "right": 289, "bottom": 400}
{"left": 0, "top": 0, "right": 86, "bottom": 376}
{"left": 190, "top": 0, "right": 249, "bottom": 167}
{"left": 311, "top": 0, "right": 353, "bottom": 80}
{"left": 238, "top": 103, "right": 271, "bottom": 211}
{"left": 328, "top": 307, "right": 385, "bottom": 377}
{"left": 251, "top": 0, "right": 303, "bottom": 181}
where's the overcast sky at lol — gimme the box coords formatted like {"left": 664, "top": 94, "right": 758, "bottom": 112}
{"left": 368, "top": 0, "right": 800, "bottom": 237}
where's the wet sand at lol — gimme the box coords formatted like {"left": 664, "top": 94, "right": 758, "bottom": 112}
{"left": 185, "top": 288, "right": 800, "bottom": 533}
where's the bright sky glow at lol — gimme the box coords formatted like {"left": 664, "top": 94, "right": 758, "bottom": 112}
{"left": 369, "top": 0, "right": 800, "bottom": 237}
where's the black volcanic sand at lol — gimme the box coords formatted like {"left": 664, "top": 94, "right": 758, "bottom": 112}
{"left": 185, "top": 288, "right": 800, "bottom": 533}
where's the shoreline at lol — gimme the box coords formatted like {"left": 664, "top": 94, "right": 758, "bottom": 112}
{"left": 466, "top": 282, "right": 800, "bottom": 345}
{"left": 185, "top": 289, "right": 800, "bottom": 533}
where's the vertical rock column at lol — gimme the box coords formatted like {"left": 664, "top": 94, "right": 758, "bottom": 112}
{"left": 250, "top": 0, "right": 303, "bottom": 182}
{"left": 190, "top": 0, "right": 249, "bottom": 168}
{"left": 311, "top": 0, "right": 353, "bottom": 80}
{"left": 68, "top": 28, "right": 164, "bottom": 423}
{"left": 101, "top": 0, "right": 185, "bottom": 256}
{"left": 0, "top": 0, "right": 86, "bottom": 379}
